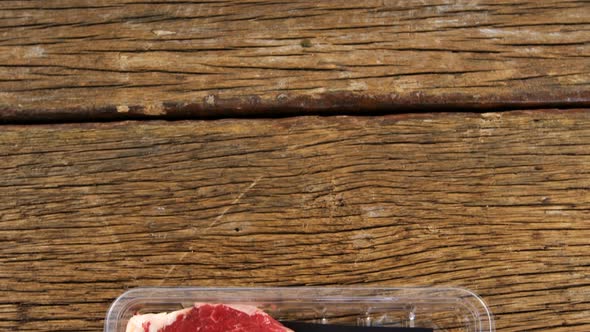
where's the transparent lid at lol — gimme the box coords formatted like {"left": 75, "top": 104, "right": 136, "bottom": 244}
{"left": 105, "top": 287, "right": 494, "bottom": 332}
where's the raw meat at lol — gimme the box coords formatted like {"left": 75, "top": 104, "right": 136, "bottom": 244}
{"left": 126, "top": 303, "right": 293, "bottom": 332}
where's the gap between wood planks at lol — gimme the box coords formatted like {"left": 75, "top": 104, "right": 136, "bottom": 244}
{"left": 1, "top": 102, "right": 589, "bottom": 125}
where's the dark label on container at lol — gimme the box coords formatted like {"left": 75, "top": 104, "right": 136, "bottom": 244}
{"left": 281, "top": 321, "right": 433, "bottom": 332}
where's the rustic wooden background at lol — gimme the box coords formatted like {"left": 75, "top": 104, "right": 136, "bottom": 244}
{"left": 2, "top": 112, "right": 590, "bottom": 331}
{"left": 0, "top": 0, "right": 589, "bottom": 120}
{"left": 1, "top": 1, "right": 589, "bottom": 332}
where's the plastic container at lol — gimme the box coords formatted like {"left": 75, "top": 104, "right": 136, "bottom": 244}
{"left": 105, "top": 287, "right": 494, "bottom": 332}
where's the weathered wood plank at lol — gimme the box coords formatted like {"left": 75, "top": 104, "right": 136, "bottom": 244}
{"left": 1, "top": 110, "right": 590, "bottom": 331}
{"left": 0, "top": 1, "right": 589, "bottom": 120}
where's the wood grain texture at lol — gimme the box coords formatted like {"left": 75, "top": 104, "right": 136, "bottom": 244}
{"left": 0, "top": 0, "right": 589, "bottom": 120}
{"left": 1, "top": 110, "right": 590, "bottom": 331}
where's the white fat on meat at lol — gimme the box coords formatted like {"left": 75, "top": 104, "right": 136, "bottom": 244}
{"left": 125, "top": 304, "right": 289, "bottom": 332}
{"left": 126, "top": 307, "right": 191, "bottom": 332}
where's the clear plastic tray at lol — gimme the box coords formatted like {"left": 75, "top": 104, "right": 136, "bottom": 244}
{"left": 105, "top": 287, "right": 494, "bottom": 332}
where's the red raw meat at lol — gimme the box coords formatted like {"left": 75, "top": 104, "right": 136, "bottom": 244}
{"left": 126, "top": 303, "right": 293, "bottom": 332}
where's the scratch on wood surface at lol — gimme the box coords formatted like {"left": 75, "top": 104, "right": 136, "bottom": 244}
{"left": 158, "top": 246, "right": 193, "bottom": 286}
{"left": 152, "top": 30, "right": 177, "bottom": 36}
{"left": 24, "top": 46, "right": 45, "bottom": 59}
{"left": 208, "top": 176, "right": 263, "bottom": 229}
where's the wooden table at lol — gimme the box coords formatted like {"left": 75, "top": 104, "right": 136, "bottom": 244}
{"left": 1, "top": 1, "right": 589, "bottom": 331}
